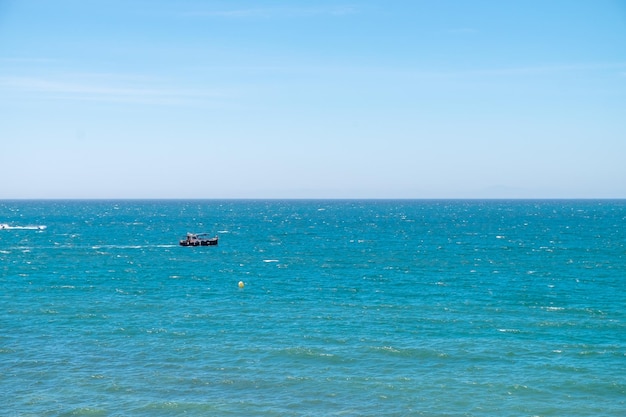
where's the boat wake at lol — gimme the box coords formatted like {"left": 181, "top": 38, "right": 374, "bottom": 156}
{"left": 0, "top": 224, "right": 47, "bottom": 230}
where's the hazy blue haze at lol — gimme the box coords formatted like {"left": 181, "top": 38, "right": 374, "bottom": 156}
{"left": 1, "top": 0, "right": 625, "bottom": 198}
{"left": 1, "top": 200, "right": 625, "bottom": 416}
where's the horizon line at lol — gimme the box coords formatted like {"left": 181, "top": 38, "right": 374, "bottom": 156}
{"left": 1, "top": 197, "right": 625, "bottom": 201}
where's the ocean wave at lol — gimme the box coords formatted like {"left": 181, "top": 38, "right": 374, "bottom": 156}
{"left": 0, "top": 224, "right": 46, "bottom": 230}
{"left": 90, "top": 244, "right": 176, "bottom": 250}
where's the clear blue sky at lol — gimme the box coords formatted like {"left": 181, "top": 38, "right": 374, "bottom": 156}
{"left": 1, "top": 0, "right": 625, "bottom": 199}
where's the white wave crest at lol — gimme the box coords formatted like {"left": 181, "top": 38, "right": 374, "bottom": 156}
{"left": 0, "top": 223, "right": 47, "bottom": 230}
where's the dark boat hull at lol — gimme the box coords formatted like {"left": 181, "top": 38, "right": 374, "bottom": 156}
{"left": 179, "top": 237, "right": 218, "bottom": 246}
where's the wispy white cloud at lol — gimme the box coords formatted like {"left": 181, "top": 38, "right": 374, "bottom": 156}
{"left": 217, "top": 61, "right": 626, "bottom": 81}
{"left": 0, "top": 57, "right": 59, "bottom": 64}
{"left": 181, "top": 5, "right": 357, "bottom": 19}
{"left": 356, "top": 61, "right": 626, "bottom": 81}
{"left": 0, "top": 74, "right": 232, "bottom": 105}
{"left": 3, "top": 60, "right": 621, "bottom": 107}
{"left": 463, "top": 62, "right": 626, "bottom": 77}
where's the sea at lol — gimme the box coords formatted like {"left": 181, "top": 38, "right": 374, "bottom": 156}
{"left": 1, "top": 199, "right": 625, "bottom": 416}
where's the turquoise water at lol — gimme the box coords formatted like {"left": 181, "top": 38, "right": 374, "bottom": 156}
{"left": 1, "top": 200, "right": 625, "bottom": 416}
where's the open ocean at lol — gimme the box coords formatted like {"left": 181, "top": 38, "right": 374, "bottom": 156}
{"left": 1, "top": 199, "right": 625, "bottom": 416}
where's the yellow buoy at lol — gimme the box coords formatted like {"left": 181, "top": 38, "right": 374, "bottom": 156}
{"left": 238, "top": 281, "right": 245, "bottom": 289}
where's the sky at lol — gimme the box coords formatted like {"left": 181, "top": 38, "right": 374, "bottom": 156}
{"left": 1, "top": 0, "right": 625, "bottom": 199}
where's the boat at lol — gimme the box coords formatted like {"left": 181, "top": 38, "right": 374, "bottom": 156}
{"left": 179, "top": 233, "right": 218, "bottom": 246}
